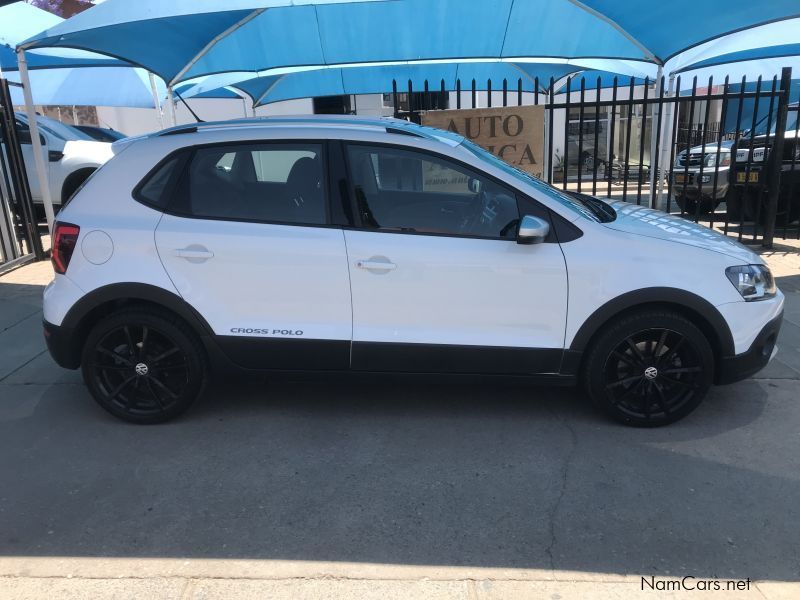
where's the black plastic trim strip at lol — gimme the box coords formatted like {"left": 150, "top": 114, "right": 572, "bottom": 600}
{"left": 351, "top": 341, "right": 563, "bottom": 375}
{"left": 215, "top": 336, "right": 351, "bottom": 371}
{"left": 61, "top": 282, "right": 214, "bottom": 337}
{"left": 568, "top": 287, "right": 735, "bottom": 356}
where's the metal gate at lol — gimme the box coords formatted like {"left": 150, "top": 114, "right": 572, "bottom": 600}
{"left": 0, "top": 76, "right": 44, "bottom": 273}
{"left": 392, "top": 66, "right": 797, "bottom": 247}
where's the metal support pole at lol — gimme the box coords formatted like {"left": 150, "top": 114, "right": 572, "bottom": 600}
{"left": 648, "top": 66, "right": 663, "bottom": 208}
{"left": 0, "top": 62, "right": 17, "bottom": 262}
{"left": 148, "top": 72, "right": 165, "bottom": 129}
{"left": 16, "top": 49, "right": 55, "bottom": 233}
{"left": 762, "top": 67, "right": 792, "bottom": 248}
{"left": 543, "top": 93, "right": 550, "bottom": 180}
{"left": 656, "top": 74, "right": 675, "bottom": 209}
{"left": 166, "top": 86, "right": 177, "bottom": 126}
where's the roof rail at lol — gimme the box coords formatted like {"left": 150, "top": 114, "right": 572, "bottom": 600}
{"left": 385, "top": 126, "right": 424, "bottom": 138}
{"left": 159, "top": 125, "right": 199, "bottom": 136}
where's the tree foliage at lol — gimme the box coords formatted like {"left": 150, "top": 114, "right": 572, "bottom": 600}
{"left": 28, "top": 0, "right": 94, "bottom": 18}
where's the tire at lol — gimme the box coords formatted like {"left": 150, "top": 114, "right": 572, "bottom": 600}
{"left": 81, "top": 307, "right": 207, "bottom": 424}
{"left": 725, "top": 189, "right": 744, "bottom": 222}
{"left": 582, "top": 309, "right": 714, "bottom": 427}
{"left": 61, "top": 169, "right": 95, "bottom": 205}
{"left": 675, "top": 195, "right": 714, "bottom": 216}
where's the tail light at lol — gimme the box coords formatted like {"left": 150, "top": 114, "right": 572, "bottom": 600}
{"left": 52, "top": 222, "right": 80, "bottom": 274}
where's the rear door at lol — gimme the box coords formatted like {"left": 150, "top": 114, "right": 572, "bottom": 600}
{"left": 154, "top": 140, "right": 352, "bottom": 370}
{"left": 342, "top": 143, "right": 569, "bottom": 374}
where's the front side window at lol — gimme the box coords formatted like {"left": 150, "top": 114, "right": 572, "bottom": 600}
{"left": 347, "top": 144, "right": 519, "bottom": 239}
{"left": 176, "top": 142, "right": 326, "bottom": 225}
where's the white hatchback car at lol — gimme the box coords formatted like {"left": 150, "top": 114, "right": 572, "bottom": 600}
{"left": 42, "top": 116, "right": 784, "bottom": 426}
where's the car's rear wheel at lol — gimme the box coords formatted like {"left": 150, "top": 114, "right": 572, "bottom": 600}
{"left": 81, "top": 308, "right": 206, "bottom": 424}
{"left": 583, "top": 309, "right": 714, "bottom": 427}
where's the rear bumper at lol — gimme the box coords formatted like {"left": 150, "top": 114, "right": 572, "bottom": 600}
{"left": 717, "top": 311, "right": 783, "bottom": 384}
{"left": 43, "top": 319, "right": 81, "bottom": 370}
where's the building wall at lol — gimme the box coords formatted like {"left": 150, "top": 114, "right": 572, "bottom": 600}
{"left": 95, "top": 97, "right": 315, "bottom": 137}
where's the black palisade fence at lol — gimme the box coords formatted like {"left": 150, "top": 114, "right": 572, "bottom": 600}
{"left": 390, "top": 66, "right": 797, "bottom": 246}
{"left": 0, "top": 77, "right": 44, "bottom": 271}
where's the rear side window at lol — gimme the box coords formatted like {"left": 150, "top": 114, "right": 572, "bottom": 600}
{"left": 174, "top": 143, "right": 327, "bottom": 225}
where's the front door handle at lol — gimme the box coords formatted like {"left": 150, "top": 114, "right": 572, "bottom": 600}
{"left": 174, "top": 246, "right": 214, "bottom": 262}
{"left": 356, "top": 258, "right": 397, "bottom": 272}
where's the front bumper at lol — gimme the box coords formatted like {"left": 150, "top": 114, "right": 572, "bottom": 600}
{"left": 43, "top": 320, "right": 81, "bottom": 370}
{"left": 672, "top": 171, "right": 729, "bottom": 198}
{"left": 717, "top": 311, "right": 783, "bottom": 384}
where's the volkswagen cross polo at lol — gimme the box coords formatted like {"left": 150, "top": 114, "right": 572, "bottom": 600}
{"left": 42, "top": 116, "right": 784, "bottom": 426}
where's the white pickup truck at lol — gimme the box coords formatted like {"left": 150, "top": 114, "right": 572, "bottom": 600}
{"left": 13, "top": 112, "right": 114, "bottom": 217}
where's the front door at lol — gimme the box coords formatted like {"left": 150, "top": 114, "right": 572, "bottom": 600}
{"left": 343, "top": 143, "right": 568, "bottom": 374}
{"left": 155, "top": 140, "right": 352, "bottom": 370}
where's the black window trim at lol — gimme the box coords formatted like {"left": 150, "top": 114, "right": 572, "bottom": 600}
{"left": 132, "top": 138, "right": 341, "bottom": 230}
{"left": 340, "top": 139, "right": 558, "bottom": 243}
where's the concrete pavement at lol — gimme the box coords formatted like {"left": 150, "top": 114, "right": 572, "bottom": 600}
{"left": 0, "top": 254, "right": 798, "bottom": 599}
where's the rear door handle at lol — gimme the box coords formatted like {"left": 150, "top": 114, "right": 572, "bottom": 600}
{"left": 356, "top": 259, "right": 397, "bottom": 271}
{"left": 174, "top": 246, "right": 214, "bottom": 262}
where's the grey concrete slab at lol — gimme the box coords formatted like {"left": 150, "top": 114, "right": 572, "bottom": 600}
{"left": 0, "top": 311, "right": 46, "bottom": 381}
{"left": 1, "top": 260, "right": 799, "bottom": 598}
{"left": 0, "top": 577, "right": 186, "bottom": 600}
{"left": 2, "top": 349, "right": 83, "bottom": 385}
{"left": 0, "top": 298, "right": 40, "bottom": 333}
{"left": 0, "top": 377, "right": 798, "bottom": 583}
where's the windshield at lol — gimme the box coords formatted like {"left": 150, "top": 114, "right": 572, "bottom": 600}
{"left": 37, "top": 116, "right": 94, "bottom": 141}
{"left": 461, "top": 139, "right": 614, "bottom": 222}
{"left": 16, "top": 113, "right": 94, "bottom": 142}
{"left": 751, "top": 107, "right": 798, "bottom": 137}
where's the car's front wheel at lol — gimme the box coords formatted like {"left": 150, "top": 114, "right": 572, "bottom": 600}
{"left": 81, "top": 308, "right": 207, "bottom": 424}
{"left": 583, "top": 309, "right": 714, "bottom": 427}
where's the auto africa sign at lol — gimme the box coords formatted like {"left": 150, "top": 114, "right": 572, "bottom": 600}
{"left": 421, "top": 105, "right": 545, "bottom": 178}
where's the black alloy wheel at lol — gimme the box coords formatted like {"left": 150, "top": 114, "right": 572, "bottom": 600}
{"left": 584, "top": 310, "right": 714, "bottom": 426}
{"left": 82, "top": 308, "right": 206, "bottom": 423}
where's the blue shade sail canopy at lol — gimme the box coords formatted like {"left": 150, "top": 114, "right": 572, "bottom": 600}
{"left": 1, "top": 1, "right": 124, "bottom": 70}
{"left": 1, "top": 2, "right": 160, "bottom": 108}
{"left": 6, "top": 67, "right": 162, "bottom": 108}
{"left": 675, "top": 45, "right": 800, "bottom": 74}
{"left": 178, "top": 61, "right": 595, "bottom": 106}
{"left": 19, "top": 0, "right": 800, "bottom": 86}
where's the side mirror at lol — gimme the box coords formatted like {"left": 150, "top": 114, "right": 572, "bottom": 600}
{"left": 516, "top": 215, "right": 550, "bottom": 245}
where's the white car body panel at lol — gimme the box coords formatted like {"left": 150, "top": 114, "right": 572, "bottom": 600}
{"left": 344, "top": 229, "right": 568, "bottom": 350}
{"left": 155, "top": 217, "right": 353, "bottom": 341}
{"left": 47, "top": 116, "right": 783, "bottom": 378}
{"left": 717, "top": 292, "right": 784, "bottom": 354}
{"left": 45, "top": 152, "right": 181, "bottom": 325}
{"left": 13, "top": 114, "right": 112, "bottom": 204}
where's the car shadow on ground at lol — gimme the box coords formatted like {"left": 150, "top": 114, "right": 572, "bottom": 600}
{"left": 4, "top": 370, "right": 798, "bottom": 582}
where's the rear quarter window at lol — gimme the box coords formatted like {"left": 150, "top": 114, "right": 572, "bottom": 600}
{"left": 134, "top": 154, "right": 187, "bottom": 209}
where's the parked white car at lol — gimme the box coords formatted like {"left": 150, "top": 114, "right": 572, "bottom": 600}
{"left": 42, "top": 116, "right": 783, "bottom": 426}
{"left": 13, "top": 112, "right": 113, "bottom": 216}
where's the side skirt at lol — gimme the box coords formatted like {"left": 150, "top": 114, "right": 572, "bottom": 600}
{"left": 209, "top": 337, "right": 573, "bottom": 380}
{"left": 351, "top": 341, "right": 563, "bottom": 375}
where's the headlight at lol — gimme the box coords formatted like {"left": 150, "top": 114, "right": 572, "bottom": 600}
{"left": 725, "top": 265, "right": 777, "bottom": 301}
{"left": 699, "top": 175, "right": 711, "bottom": 183}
